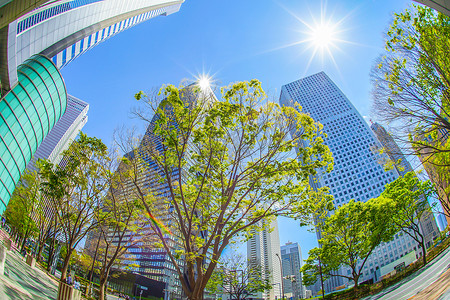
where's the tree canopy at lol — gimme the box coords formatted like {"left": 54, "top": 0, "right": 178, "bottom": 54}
{"left": 374, "top": 171, "right": 434, "bottom": 265}
{"left": 302, "top": 199, "right": 396, "bottom": 288}
{"left": 372, "top": 5, "right": 450, "bottom": 154}
{"left": 129, "top": 79, "right": 334, "bottom": 300}
{"left": 39, "top": 132, "right": 110, "bottom": 282}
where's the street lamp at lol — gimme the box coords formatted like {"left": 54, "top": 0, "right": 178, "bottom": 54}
{"left": 275, "top": 253, "right": 285, "bottom": 300}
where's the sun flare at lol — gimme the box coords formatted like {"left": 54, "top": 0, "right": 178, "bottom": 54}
{"left": 311, "top": 23, "right": 337, "bottom": 49}
{"left": 196, "top": 74, "right": 213, "bottom": 92}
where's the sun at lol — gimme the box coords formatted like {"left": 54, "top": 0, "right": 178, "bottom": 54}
{"left": 301, "top": 16, "right": 344, "bottom": 66}
{"left": 267, "top": 1, "right": 356, "bottom": 74}
{"left": 198, "top": 75, "right": 211, "bottom": 91}
{"left": 311, "top": 23, "right": 337, "bottom": 49}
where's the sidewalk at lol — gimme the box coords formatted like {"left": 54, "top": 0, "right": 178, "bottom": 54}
{"left": 410, "top": 268, "right": 450, "bottom": 300}
{"left": 364, "top": 247, "right": 450, "bottom": 300}
{"left": 0, "top": 236, "right": 58, "bottom": 299}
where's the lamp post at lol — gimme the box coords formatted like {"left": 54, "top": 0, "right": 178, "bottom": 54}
{"left": 275, "top": 253, "right": 285, "bottom": 300}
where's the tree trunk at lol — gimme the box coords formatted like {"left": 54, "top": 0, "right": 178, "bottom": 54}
{"left": 47, "top": 239, "right": 55, "bottom": 272}
{"left": 86, "top": 237, "right": 101, "bottom": 296}
{"left": 47, "top": 217, "right": 58, "bottom": 273}
{"left": 98, "top": 268, "right": 110, "bottom": 300}
{"left": 319, "top": 259, "right": 325, "bottom": 300}
{"left": 421, "top": 240, "right": 427, "bottom": 265}
{"left": 60, "top": 248, "right": 73, "bottom": 283}
{"left": 36, "top": 242, "right": 44, "bottom": 263}
{"left": 354, "top": 276, "right": 359, "bottom": 288}
{"left": 190, "top": 289, "right": 204, "bottom": 300}
{"left": 20, "top": 229, "right": 30, "bottom": 253}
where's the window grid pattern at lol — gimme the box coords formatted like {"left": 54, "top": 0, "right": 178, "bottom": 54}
{"left": 26, "top": 95, "right": 89, "bottom": 172}
{"left": 52, "top": 5, "right": 172, "bottom": 69}
{"left": 0, "top": 55, "right": 67, "bottom": 214}
{"left": 17, "top": 0, "right": 104, "bottom": 34}
{"left": 280, "top": 72, "right": 417, "bottom": 290}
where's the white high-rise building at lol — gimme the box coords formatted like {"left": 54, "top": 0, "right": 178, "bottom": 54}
{"left": 280, "top": 72, "right": 418, "bottom": 293}
{"left": 247, "top": 218, "right": 283, "bottom": 300}
{"left": 1, "top": 0, "right": 185, "bottom": 90}
{"left": 26, "top": 95, "right": 88, "bottom": 171}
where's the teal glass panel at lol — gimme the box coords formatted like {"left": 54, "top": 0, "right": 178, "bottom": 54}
{"left": 0, "top": 54, "right": 67, "bottom": 215}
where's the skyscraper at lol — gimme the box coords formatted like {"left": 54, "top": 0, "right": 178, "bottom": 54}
{"left": 0, "top": 54, "right": 67, "bottom": 214}
{"left": 0, "top": 0, "right": 184, "bottom": 214}
{"left": 1, "top": 0, "right": 184, "bottom": 91}
{"left": 413, "top": 0, "right": 450, "bottom": 16}
{"left": 371, "top": 122, "right": 440, "bottom": 249}
{"left": 437, "top": 213, "right": 448, "bottom": 231}
{"left": 280, "top": 72, "right": 417, "bottom": 292}
{"left": 26, "top": 95, "right": 89, "bottom": 171}
{"left": 84, "top": 84, "right": 216, "bottom": 298}
{"left": 280, "top": 242, "right": 304, "bottom": 300}
{"left": 370, "top": 122, "right": 413, "bottom": 178}
{"left": 247, "top": 218, "right": 282, "bottom": 300}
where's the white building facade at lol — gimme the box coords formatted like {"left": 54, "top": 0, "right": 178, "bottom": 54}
{"left": 280, "top": 72, "right": 418, "bottom": 293}
{"left": 1, "top": 0, "right": 184, "bottom": 90}
{"left": 26, "top": 95, "right": 88, "bottom": 171}
{"left": 247, "top": 218, "right": 283, "bottom": 300}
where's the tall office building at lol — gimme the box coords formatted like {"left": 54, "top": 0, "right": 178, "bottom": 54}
{"left": 247, "top": 218, "right": 282, "bottom": 300}
{"left": 1, "top": 0, "right": 184, "bottom": 91}
{"left": 26, "top": 95, "right": 89, "bottom": 171}
{"left": 437, "top": 213, "right": 448, "bottom": 231}
{"left": 85, "top": 85, "right": 216, "bottom": 299}
{"left": 280, "top": 242, "right": 304, "bottom": 300}
{"left": 0, "top": 0, "right": 184, "bottom": 215}
{"left": 0, "top": 54, "right": 67, "bottom": 214}
{"left": 280, "top": 72, "right": 418, "bottom": 292}
{"left": 371, "top": 122, "right": 440, "bottom": 249}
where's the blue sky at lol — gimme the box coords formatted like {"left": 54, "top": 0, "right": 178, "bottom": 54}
{"left": 62, "top": 0, "right": 412, "bottom": 259}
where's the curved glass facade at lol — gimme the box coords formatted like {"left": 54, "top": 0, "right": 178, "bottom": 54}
{"left": 0, "top": 55, "right": 67, "bottom": 214}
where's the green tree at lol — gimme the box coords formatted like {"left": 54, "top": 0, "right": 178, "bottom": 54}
{"left": 375, "top": 171, "right": 434, "bottom": 265}
{"left": 128, "top": 80, "right": 333, "bottom": 300}
{"left": 206, "top": 253, "right": 272, "bottom": 300}
{"left": 371, "top": 5, "right": 450, "bottom": 220}
{"left": 39, "top": 133, "right": 109, "bottom": 283}
{"left": 95, "top": 152, "right": 147, "bottom": 300}
{"left": 4, "top": 170, "right": 48, "bottom": 254}
{"left": 302, "top": 200, "right": 396, "bottom": 289}
{"left": 371, "top": 5, "right": 450, "bottom": 157}
{"left": 4, "top": 184, "right": 36, "bottom": 253}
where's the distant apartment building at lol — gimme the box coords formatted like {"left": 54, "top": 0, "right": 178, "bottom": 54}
{"left": 247, "top": 218, "right": 282, "bottom": 300}
{"left": 371, "top": 122, "right": 440, "bottom": 249}
{"left": 280, "top": 242, "right": 304, "bottom": 300}
{"left": 279, "top": 72, "right": 418, "bottom": 293}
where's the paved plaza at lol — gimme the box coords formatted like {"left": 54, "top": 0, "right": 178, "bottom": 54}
{"left": 0, "top": 248, "right": 58, "bottom": 300}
